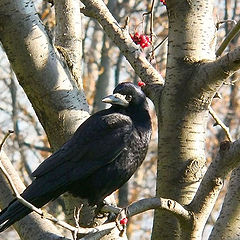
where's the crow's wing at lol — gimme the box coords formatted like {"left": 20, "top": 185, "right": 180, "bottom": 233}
{"left": 32, "top": 112, "right": 133, "bottom": 185}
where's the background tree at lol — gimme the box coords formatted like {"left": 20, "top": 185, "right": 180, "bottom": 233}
{"left": 1, "top": 0, "right": 240, "bottom": 240}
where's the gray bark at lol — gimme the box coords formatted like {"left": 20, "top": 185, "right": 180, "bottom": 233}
{"left": 209, "top": 168, "right": 240, "bottom": 240}
{"left": 0, "top": 0, "right": 89, "bottom": 239}
{"left": 0, "top": 0, "right": 89, "bottom": 150}
{"left": 152, "top": 1, "right": 216, "bottom": 239}
{"left": 0, "top": 151, "right": 69, "bottom": 240}
{"left": 55, "top": 0, "right": 83, "bottom": 89}
{"left": 2, "top": 0, "right": 240, "bottom": 239}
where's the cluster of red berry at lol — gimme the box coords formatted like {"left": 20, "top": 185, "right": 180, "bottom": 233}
{"left": 120, "top": 217, "right": 128, "bottom": 225}
{"left": 130, "top": 32, "right": 151, "bottom": 49}
{"left": 138, "top": 81, "right": 145, "bottom": 87}
{"left": 160, "top": 0, "right": 166, "bottom": 5}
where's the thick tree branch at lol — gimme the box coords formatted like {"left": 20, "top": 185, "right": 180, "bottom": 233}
{"left": 55, "top": 0, "right": 83, "bottom": 89}
{"left": 80, "top": 0, "right": 164, "bottom": 103}
{"left": 196, "top": 46, "right": 240, "bottom": 94}
{"left": 188, "top": 139, "right": 240, "bottom": 232}
{"left": 209, "top": 167, "right": 240, "bottom": 240}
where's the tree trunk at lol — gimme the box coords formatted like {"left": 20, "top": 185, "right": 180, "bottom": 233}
{"left": 0, "top": 0, "right": 89, "bottom": 150}
{"left": 152, "top": 1, "right": 216, "bottom": 239}
{"left": 0, "top": 0, "right": 89, "bottom": 238}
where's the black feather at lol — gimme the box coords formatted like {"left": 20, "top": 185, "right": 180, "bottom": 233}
{"left": 0, "top": 82, "right": 152, "bottom": 232}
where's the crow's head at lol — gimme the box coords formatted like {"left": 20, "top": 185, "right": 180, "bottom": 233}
{"left": 102, "top": 82, "right": 146, "bottom": 108}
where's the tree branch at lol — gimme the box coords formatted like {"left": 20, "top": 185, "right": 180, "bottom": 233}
{"left": 22, "top": 142, "right": 52, "bottom": 153}
{"left": 55, "top": 0, "right": 83, "bottom": 89}
{"left": 0, "top": 133, "right": 67, "bottom": 239}
{"left": 0, "top": 130, "right": 13, "bottom": 151}
{"left": 80, "top": 0, "right": 164, "bottom": 103}
{"left": 196, "top": 46, "right": 240, "bottom": 94}
{"left": 189, "top": 139, "right": 240, "bottom": 232}
{"left": 102, "top": 197, "right": 192, "bottom": 224}
{"left": 209, "top": 106, "right": 233, "bottom": 142}
{"left": 209, "top": 166, "right": 240, "bottom": 240}
{"left": 216, "top": 19, "right": 240, "bottom": 57}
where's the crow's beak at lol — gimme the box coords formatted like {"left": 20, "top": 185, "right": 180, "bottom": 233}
{"left": 102, "top": 93, "right": 129, "bottom": 107}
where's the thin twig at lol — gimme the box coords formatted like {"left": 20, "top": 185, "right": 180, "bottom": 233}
{"left": 216, "top": 19, "right": 240, "bottom": 57}
{"left": 143, "top": 0, "right": 156, "bottom": 61}
{"left": 0, "top": 130, "right": 14, "bottom": 151}
{"left": 22, "top": 141, "right": 52, "bottom": 152}
{"left": 149, "top": 36, "right": 168, "bottom": 54}
{"left": 209, "top": 106, "right": 233, "bottom": 142}
{"left": 216, "top": 19, "right": 237, "bottom": 30}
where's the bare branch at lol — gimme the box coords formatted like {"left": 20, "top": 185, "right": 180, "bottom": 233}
{"left": 149, "top": 36, "right": 168, "bottom": 54}
{"left": 22, "top": 142, "right": 52, "bottom": 152}
{"left": 195, "top": 46, "right": 240, "bottom": 95}
{"left": 209, "top": 106, "right": 233, "bottom": 142}
{"left": 216, "top": 19, "right": 240, "bottom": 57}
{"left": 0, "top": 130, "right": 14, "bottom": 151}
{"left": 189, "top": 139, "right": 240, "bottom": 232}
{"left": 102, "top": 197, "right": 192, "bottom": 223}
{"left": 79, "top": 222, "right": 116, "bottom": 240}
{"left": 55, "top": 0, "right": 83, "bottom": 89}
{"left": 143, "top": 0, "right": 155, "bottom": 61}
{"left": 80, "top": 0, "right": 164, "bottom": 103}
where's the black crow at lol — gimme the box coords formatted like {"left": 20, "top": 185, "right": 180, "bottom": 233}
{"left": 0, "top": 82, "right": 152, "bottom": 232}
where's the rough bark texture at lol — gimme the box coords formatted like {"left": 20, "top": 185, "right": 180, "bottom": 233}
{"left": 209, "top": 168, "right": 240, "bottom": 240}
{"left": 55, "top": 0, "right": 83, "bottom": 89}
{"left": 0, "top": 0, "right": 89, "bottom": 150}
{"left": 3, "top": 0, "right": 240, "bottom": 239}
{"left": 0, "top": 0, "right": 89, "bottom": 239}
{"left": 152, "top": 1, "right": 216, "bottom": 239}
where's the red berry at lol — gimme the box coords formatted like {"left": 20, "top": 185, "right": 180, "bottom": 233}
{"left": 139, "top": 34, "right": 150, "bottom": 48}
{"left": 131, "top": 32, "right": 141, "bottom": 45}
{"left": 134, "top": 32, "right": 140, "bottom": 38}
{"left": 160, "top": 0, "right": 166, "bottom": 5}
{"left": 138, "top": 81, "right": 146, "bottom": 87}
{"left": 131, "top": 33, "right": 151, "bottom": 49}
{"left": 120, "top": 217, "right": 128, "bottom": 225}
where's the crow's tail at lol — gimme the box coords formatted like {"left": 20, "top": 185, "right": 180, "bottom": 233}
{"left": 0, "top": 198, "right": 32, "bottom": 232}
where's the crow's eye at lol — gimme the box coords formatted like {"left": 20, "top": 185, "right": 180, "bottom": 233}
{"left": 125, "top": 95, "right": 132, "bottom": 102}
